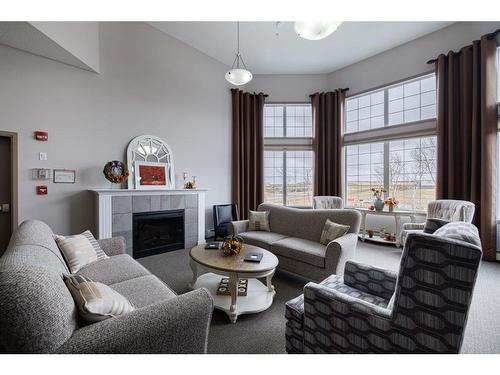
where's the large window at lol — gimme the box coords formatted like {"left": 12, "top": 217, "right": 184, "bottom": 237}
{"left": 345, "top": 74, "right": 437, "bottom": 210}
{"left": 264, "top": 104, "right": 313, "bottom": 206}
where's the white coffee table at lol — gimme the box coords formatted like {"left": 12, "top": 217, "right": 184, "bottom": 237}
{"left": 189, "top": 244, "right": 278, "bottom": 323}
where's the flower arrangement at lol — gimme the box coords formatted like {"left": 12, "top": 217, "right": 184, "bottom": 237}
{"left": 222, "top": 235, "right": 244, "bottom": 256}
{"left": 103, "top": 161, "right": 129, "bottom": 184}
{"left": 371, "top": 187, "right": 387, "bottom": 199}
{"left": 384, "top": 197, "right": 399, "bottom": 207}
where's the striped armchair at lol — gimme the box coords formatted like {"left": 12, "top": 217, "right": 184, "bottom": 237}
{"left": 285, "top": 225, "right": 482, "bottom": 353}
{"left": 312, "top": 196, "right": 343, "bottom": 209}
{"left": 400, "top": 199, "right": 475, "bottom": 246}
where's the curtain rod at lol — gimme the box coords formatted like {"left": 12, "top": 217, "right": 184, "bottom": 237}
{"left": 309, "top": 88, "right": 349, "bottom": 97}
{"left": 427, "top": 28, "right": 500, "bottom": 65}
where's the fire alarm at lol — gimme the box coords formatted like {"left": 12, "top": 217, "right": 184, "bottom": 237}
{"left": 36, "top": 186, "right": 48, "bottom": 195}
{"left": 34, "top": 131, "right": 49, "bottom": 141}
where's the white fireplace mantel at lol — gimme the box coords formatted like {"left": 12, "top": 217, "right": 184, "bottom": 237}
{"left": 90, "top": 188, "right": 207, "bottom": 246}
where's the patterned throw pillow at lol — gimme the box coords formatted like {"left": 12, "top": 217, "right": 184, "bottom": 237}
{"left": 248, "top": 210, "right": 271, "bottom": 232}
{"left": 319, "top": 219, "right": 350, "bottom": 245}
{"left": 55, "top": 230, "right": 109, "bottom": 273}
{"left": 433, "top": 222, "right": 481, "bottom": 247}
{"left": 423, "top": 218, "right": 450, "bottom": 234}
{"left": 64, "top": 274, "right": 134, "bottom": 323}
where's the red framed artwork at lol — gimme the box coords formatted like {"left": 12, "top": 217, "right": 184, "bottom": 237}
{"left": 134, "top": 161, "right": 170, "bottom": 189}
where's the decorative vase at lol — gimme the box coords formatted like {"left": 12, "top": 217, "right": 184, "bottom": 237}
{"left": 374, "top": 198, "right": 384, "bottom": 211}
{"left": 388, "top": 205, "right": 394, "bottom": 212}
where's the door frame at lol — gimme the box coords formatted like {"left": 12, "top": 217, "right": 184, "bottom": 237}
{"left": 0, "top": 131, "right": 18, "bottom": 232}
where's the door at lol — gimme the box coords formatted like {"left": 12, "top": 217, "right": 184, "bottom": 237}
{"left": 0, "top": 135, "right": 13, "bottom": 254}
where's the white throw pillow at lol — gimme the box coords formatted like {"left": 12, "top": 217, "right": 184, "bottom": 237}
{"left": 55, "top": 230, "right": 109, "bottom": 273}
{"left": 248, "top": 210, "right": 271, "bottom": 232}
{"left": 64, "top": 274, "right": 134, "bottom": 323}
{"left": 319, "top": 219, "right": 350, "bottom": 245}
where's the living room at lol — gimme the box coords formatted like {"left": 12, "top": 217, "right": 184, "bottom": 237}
{"left": 1, "top": 0, "right": 500, "bottom": 372}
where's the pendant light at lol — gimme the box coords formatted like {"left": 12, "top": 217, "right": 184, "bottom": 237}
{"left": 225, "top": 22, "right": 253, "bottom": 86}
{"left": 294, "top": 21, "right": 342, "bottom": 41}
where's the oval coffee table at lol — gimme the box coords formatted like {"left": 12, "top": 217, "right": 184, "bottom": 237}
{"left": 189, "top": 244, "right": 278, "bottom": 323}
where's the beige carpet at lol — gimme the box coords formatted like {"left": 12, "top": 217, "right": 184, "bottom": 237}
{"left": 138, "top": 240, "right": 500, "bottom": 354}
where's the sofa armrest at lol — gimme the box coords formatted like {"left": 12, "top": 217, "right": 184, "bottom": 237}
{"left": 343, "top": 261, "right": 397, "bottom": 300}
{"left": 98, "top": 236, "right": 126, "bottom": 257}
{"left": 402, "top": 222, "right": 425, "bottom": 231}
{"left": 324, "top": 233, "right": 359, "bottom": 277}
{"left": 56, "top": 288, "right": 213, "bottom": 354}
{"left": 304, "top": 281, "right": 392, "bottom": 319}
{"left": 230, "top": 220, "right": 250, "bottom": 235}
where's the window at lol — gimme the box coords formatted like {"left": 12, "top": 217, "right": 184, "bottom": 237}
{"left": 344, "top": 74, "right": 437, "bottom": 210}
{"left": 263, "top": 104, "right": 313, "bottom": 206}
{"left": 345, "top": 74, "right": 436, "bottom": 133}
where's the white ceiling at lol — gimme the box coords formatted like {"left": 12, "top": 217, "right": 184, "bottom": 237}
{"left": 150, "top": 21, "right": 454, "bottom": 75}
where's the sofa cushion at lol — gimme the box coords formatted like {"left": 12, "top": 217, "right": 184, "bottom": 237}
{"left": 238, "top": 231, "right": 288, "bottom": 250}
{"left": 55, "top": 230, "right": 109, "bottom": 273}
{"left": 271, "top": 237, "right": 326, "bottom": 268}
{"left": 64, "top": 274, "right": 135, "bottom": 323}
{"left": 319, "top": 219, "right": 350, "bottom": 245}
{"left": 76, "top": 254, "right": 150, "bottom": 285}
{"left": 248, "top": 210, "right": 271, "bottom": 232}
{"left": 110, "top": 275, "right": 177, "bottom": 308}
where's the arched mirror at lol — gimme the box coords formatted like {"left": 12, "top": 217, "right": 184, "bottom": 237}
{"left": 126, "top": 135, "right": 175, "bottom": 189}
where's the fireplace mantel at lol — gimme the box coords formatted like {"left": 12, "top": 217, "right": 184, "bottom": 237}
{"left": 90, "top": 189, "right": 207, "bottom": 254}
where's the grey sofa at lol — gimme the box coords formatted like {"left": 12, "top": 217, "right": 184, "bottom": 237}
{"left": 230, "top": 204, "right": 361, "bottom": 281}
{"left": 285, "top": 223, "right": 482, "bottom": 353}
{"left": 0, "top": 220, "right": 213, "bottom": 354}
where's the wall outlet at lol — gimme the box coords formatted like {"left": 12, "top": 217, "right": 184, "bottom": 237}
{"left": 39, "top": 152, "right": 47, "bottom": 161}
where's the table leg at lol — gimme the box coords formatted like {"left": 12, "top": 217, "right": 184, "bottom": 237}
{"left": 266, "top": 270, "right": 276, "bottom": 292}
{"left": 188, "top": 259, "right": 198, "bottom": 289}
{"left": 361, "top": 212, "right": 367, "bottom": 241}
{"left": 228, "top": 273, "right": 239, "bottom": 323}
{"left": 395, "top": 215, "right": 401, "bottom": 248}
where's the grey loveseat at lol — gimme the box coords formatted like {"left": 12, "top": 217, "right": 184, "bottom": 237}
{"left": 230, "top": 204, "right": 361, "bottom": 281}
{"left": 0, "top": 220, "right": 213, "bottom": 354}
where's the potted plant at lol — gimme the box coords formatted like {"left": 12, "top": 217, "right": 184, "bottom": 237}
{"left": 371, "top": 187, "right": 387, "bottom": 211}
{"left": 367, "top": 229, "right": 374, "bottom": 238}
{"left": 384, "top": 197, "right": 399, "bottom": 212}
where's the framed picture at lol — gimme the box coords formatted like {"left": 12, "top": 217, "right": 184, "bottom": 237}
{"left": 134, "top": 161, "right": 172, "bottom": 189}
{"left": 53, "top": 169, "right": 76, "bottom": 184}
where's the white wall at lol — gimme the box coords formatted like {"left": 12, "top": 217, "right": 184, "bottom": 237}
{"left": 30, "top": 22, "right": 101, "bottom": 73}
{"left": 0, "top": 22, "right": 233, "bottom": 235}
{"left": 328, "top": 21, "right": 500, "bottom": 95}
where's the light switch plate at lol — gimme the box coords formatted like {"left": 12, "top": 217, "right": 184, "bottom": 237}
{"left": 39, "top": 152, "right": 47, "bottom": 161}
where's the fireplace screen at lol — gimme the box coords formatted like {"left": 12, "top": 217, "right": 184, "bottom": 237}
{"left": 133, "top": 209, "right": 185, "bottom": 258}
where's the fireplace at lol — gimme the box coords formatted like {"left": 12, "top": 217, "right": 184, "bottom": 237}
{"left": 133, "top": 209, "right": 185, "bottom": 258}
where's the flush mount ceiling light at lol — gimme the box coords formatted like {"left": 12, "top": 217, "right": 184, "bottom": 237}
{"left": 225, "top": 22, "right": 253, "bottom": 86}
{"left": 294, "top": 21, "right": 342, "bottom": 41}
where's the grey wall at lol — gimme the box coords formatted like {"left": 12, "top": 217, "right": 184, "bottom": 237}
{"left": 328, "top": 21, "right": 500, "bottom": 95}
{"left": 0, "top": 22, "right": 233, "bottom": 236}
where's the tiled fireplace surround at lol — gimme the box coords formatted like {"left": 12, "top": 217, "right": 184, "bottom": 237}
{"left": 92, "top": 189, "right": 207, "bottom": 257}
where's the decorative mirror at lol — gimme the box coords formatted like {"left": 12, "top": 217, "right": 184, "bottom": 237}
{"left": 126, "top": 135, "right": 175, "bottom": 189}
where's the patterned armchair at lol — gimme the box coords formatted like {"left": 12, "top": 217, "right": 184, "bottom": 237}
{"left": 312, "top": 196, "right": 343, "bottom": 209}
{"left": 285, "top": 226, "right": 482, "bottom": 353}
{"left": 400, "top": 199, "right": 475, "bottom": 245}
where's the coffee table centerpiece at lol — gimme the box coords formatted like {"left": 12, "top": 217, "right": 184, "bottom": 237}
{"left": 189, "top": 243, "right": 278, "bottom": 323}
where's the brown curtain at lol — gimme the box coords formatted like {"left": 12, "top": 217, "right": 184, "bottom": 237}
{"left": 231, "top": 89, "right": 266, "bottom": 219}
{"left": 311, "top": 90, "right": 346, "bottom": 197}
{"left": 434, "top": 35, "right": 498, "bottom": 261}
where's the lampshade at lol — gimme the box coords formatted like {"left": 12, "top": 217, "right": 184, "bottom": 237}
{"left": 225, "top": 67, "right": 253, "bottom": 86}
{"left": 294, "top": 21, "right": 342, "bottom": 40}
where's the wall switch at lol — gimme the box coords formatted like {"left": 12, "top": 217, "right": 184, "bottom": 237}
{"left": 39, "top": 152, "right": 47, "bottom": 161}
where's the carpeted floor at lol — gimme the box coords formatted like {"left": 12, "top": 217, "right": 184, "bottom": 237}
{"left": 138, "top": 241, "right": 500, "bottom": 354}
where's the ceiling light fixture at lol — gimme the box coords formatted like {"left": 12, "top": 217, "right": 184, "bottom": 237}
{"left": 294, "top": 21, "right": 342, "bottom": 41}
{"left": 225, "top": 22, "right": 253, "bottom": 86}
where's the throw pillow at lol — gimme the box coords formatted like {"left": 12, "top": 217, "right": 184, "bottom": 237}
{"left": 55, "top": 230, "right": 109, "bottom": 273}
{"left": 64, "top": 274, "right": 134, "bottom": 323}
{"left": 433, "top": 222, "right": 481, "bottom": 247}
{"left": 423, "top": 218, "right": 450, "bottom": 234}
{"left": 248, "top": 210, "right": 271, "bottom": 232}
{"left": 319, "top": 219, "right": 350, "bottom": 245}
